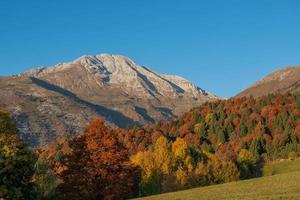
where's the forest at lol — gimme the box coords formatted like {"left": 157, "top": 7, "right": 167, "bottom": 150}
{"left": 2, "top": 93, "right": 300, "bottom": 199}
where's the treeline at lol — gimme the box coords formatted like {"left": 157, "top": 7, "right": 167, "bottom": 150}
{"left": 121, "top": 93, "right": 300, "bottom": 195}
{"left": 2, "top": 93, "right": 300, "bottom": 199}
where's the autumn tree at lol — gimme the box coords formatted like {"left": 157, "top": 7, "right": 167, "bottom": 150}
{"left": 58, "top": 134, "right": 93, "bottom": 200}
{"left": 59, "top": 118, "right": 140, "bottom": 200}
{"left": 131, "top": 136, "right": 172, "bottom": 195}
{"left": 86, "top": 119, "right": 140, "bottom": 199}
{"left": 199, "top": 153, "right": 240, "bottom": 184}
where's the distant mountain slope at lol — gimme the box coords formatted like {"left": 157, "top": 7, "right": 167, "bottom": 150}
{"left": 0, "top": 54, "right": 218, "bottom": 146}
{"left": 237, "top": 66, "right": 300, "bottom": 97}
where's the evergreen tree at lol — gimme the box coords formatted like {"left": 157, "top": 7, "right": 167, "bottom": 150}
{"left": 217, "top": 129, "right": 226, "bottom": 143}
{"left": 0, "top": 110, "right": 37, "bottom": 200}
{"left": 34, "top": 158, "right": 60, "bottom": 200}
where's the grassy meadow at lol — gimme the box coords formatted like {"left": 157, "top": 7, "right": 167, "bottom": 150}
{"left": 135, "top": 159, "right": 300, "bottom": 200}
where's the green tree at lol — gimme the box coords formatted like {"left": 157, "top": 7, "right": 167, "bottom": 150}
{"left": 34, "top": 158, "right": 60, "bottom": 200}
{"left": 217, "top": 128, "right": 226, "bottom": 144}
{"left": 296, "top": 94, "right": 300, "bottom": 109}
{"left": 237, "top": 149, "right": 257, "bottom": 179}
{"left": 0, "top": 110, "right": 37, "bottom": 200}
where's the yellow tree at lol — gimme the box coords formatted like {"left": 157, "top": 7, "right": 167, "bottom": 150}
{"left": 172, "top": 138, "right": 188, "bottom": 161}
{"left": 205, "top": 153, "right": 239, "bottom": 184}
{"left": 131, "top": 151, "right": 155, "bottom": 181}
{"left": 171, "top": 138, "right": 193, "bottom": 187}
{"left": 153, "top": 136, "right": 172, "bottom": 175}
{"left": 131, "top": 136, "right": 172, "bottom": 195}
{"left": 194, "top": 123, "right": 202, "bottom": 135}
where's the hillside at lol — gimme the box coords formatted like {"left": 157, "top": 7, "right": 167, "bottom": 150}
{"left": 38, "top": 93, "right": 300, "bottom": 199}
{"left": 237, "top": 66, "right": 300, "bottom": 98}
{"left": 115, "top": 93, "right": 300, "bottom": 197}
{"left": 136, "top": 159, "right": 300, "bottom": 200}
{"left": 0, "top": 54, "right": 217, "bottom": 146}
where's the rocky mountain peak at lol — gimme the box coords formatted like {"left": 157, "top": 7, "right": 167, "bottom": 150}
{"left": 22, "top": 54, "right": 217, "bottom": 99}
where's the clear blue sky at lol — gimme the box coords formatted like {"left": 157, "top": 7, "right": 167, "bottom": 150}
{"left": 1, "top": 0, "right": 300, "bottom": 97}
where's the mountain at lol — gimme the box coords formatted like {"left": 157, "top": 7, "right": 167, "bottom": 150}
{"left": 237, "top": 66, "right": 300, "bottom": 98}
{"left": 0, "top": 54, "right": 217, "bottom": 146}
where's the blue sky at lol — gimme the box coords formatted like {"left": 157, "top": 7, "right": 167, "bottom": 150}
{"left": 0, "top": 0, "right": 300, "bottom": 97}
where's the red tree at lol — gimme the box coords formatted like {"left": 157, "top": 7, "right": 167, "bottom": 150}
{"left": 59, "top": 118, "right": 140, "bottom": 200}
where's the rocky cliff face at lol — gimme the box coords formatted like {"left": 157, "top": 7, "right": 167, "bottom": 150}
{"left": 237, "top": 66, "right": 300, "bottom": 98}
{"left": 1, "top": 54, "right": 218, "bottom": 146}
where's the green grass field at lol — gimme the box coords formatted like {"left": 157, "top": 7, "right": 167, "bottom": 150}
{"left": 135, "top": 159, "right": 300, "bottom": 200}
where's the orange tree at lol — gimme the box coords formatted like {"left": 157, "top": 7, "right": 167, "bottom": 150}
{"left": 59, "top": 118, "right": 140, "bottom": 200}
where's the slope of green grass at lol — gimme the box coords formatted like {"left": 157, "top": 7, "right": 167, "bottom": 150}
{"left": 135, "top": 159, "right": 300, "bottom": 200}
{"left": 263, "top": 159, "right": 300, "bottom": 176}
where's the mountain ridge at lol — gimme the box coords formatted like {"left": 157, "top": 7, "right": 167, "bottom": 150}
{"left": 20, "top": 54, "right": 216, "bottom": 99}
{"left": 1, "top": 53, "right": 218, "bottom": 146}
{"left": 237, "top": 66, "right": 300, "bottom": 98}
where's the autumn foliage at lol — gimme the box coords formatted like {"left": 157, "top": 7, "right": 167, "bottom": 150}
{"left": 58, "top": 118, "right": 139, "bottom": 200}
{"left": 127, "top": 93, "right": 300, "bottom": 195}
{"left": 35, "top": 93, "right": 300, "bottom": 199}
{"left": 4, "top": 82, "right": 300, "bottom": 199}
